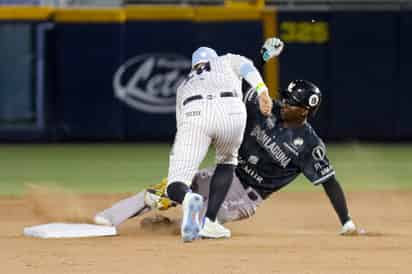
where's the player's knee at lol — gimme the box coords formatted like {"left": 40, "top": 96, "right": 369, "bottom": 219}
{"left": 224, "top": 209, "right": 256, "bottom": 223}
{"left": 217, "top": 209, "right": 254, "bottom": 224}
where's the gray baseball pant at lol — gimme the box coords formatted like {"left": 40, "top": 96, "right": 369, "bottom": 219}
{"left": 94, "top": 167, "right": 263, "bottom": 226}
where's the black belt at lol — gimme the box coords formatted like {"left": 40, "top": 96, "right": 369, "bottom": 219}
{"left": 220, "top": 91, "right": 236, "bottom": 98}
{"left": 182, "top": 92, "right": 237, "bottom": 106}
{"left": 182, "top": 95, "right": 202, "bottom": 106}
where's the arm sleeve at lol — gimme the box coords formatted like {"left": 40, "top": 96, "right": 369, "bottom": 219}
{"left": 243, "top": 88, "right": 282, "bottom": 124}
{"left": 300, "top": 141, "right": 335, "bottom": 185}
{"left": 226, "top": 54, "right": 268, "bottom": 95}
{"left": 322, "top": 176, "right": 351, "bottom": 225}
{"left": 243, "top": 88, "right": 259, "bottom": 122}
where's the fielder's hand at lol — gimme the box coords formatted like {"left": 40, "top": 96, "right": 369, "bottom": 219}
{"left": 145, "top": 178, "right": 177, "bottom": 210}
{"left": 261, "top": 37, "right": 284, "bottom": 62}
{"left": 258, "top": 91, "right": 273, "bottom": 116}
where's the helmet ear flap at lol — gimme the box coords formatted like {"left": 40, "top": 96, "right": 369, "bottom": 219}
{"left": 307, "top": 92, "right": 321, "bottom": 117}
{"left": 309, "top": 97, "right": 321, "bottom": 117}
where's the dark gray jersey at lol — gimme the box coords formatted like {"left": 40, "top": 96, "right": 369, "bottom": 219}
{"left": 236, "top": 90, "right": 335, "bottom": 199}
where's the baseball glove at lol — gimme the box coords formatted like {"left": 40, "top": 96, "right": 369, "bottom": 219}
{"left": 145, "top": 178, "right": 177, "bottom": 210}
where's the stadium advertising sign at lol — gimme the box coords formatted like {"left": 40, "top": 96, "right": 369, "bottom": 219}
{"left": 113, "top": 54, "right": 191, "bottom": 113}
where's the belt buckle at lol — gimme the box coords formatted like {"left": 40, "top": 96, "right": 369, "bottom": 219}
{"left": 207, "top": 94, "right": 214, "bottom": 100}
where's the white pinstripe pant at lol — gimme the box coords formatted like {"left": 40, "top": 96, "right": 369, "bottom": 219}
{"left": 168, "top": 95, "right": 247, "bottom": 187}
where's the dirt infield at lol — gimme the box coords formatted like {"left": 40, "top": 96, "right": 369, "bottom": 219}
{"left": 1, "top": 190, "right": 411, "bottom": 274}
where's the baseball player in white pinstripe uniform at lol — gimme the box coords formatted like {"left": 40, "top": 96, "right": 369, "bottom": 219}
{"left": 166, "top": 47, "right": 273, "bottom": 242}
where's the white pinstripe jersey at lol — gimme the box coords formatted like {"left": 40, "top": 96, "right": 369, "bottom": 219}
{"left": 168, "top": 53, "right": 249, "bottom": 185}
{"left": 176, "top": 53, "right": 251, "bottom": 124}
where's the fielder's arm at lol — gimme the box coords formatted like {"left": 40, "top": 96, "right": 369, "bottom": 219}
{"left": 224, "top": 53, "right": 272, "bottom": 115}
{"left": 241, "top": 37, "right": 284, "bottom": 112}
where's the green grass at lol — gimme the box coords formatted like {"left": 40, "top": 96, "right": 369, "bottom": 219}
{"left": 287, "top": 143, "right": 412, "bottom": 192}
{"left": 0, "top": 143, "right": 411, "bottom": 196}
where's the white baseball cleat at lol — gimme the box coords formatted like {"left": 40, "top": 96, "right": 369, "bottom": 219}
{"left": 181, "top": 192, "right": 203, "bottom": 242}
{"left": 93, "top": 214, "right": 114, "bottom": 227}
{"left": 340, "top": 219, "right": 357, "bottom": 235}
{"left": 199, "top": 217, "right": 231, "bottom": 239}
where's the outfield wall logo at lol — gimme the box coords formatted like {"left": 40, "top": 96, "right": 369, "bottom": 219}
{"left": 113, "top": 54, "right": 191, "bottom": 113}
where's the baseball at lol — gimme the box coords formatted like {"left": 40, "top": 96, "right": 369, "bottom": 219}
{"left": 311, "top": 19, "right": 316, "bottom": 23}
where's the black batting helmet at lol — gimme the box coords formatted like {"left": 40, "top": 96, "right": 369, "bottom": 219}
{"left": 280, "top": 80, "right": 322, "bottom": 116}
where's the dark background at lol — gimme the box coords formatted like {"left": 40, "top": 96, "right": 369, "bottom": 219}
{"left": 0, "top": 8, "right": 409, "bottom": 142}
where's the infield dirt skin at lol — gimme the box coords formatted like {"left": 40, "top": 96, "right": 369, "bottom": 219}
{"left": 0, "top": 190, "right": 411, "bottom": 274}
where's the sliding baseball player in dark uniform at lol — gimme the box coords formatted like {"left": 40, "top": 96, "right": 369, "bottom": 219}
{"left": 94, "top": 38, "right": 357, "bottom": 237}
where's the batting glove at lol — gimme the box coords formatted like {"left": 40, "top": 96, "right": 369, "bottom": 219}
{"left": 261, "top": 37, "right": 284, "bottom": 62}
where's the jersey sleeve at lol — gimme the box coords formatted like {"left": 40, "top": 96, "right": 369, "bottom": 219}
{"left": 224, "top": 53, "right": 253, "bottom": 78}
{"left": 300, "top": 140, "right": 335, "bottom": 185}
{"left": 243, "top": 87, "right": 259, "bottom": 120}
{"left": 225, "top": 53, "right": 268, "bottom": 94}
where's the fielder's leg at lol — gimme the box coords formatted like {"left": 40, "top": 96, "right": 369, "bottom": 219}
{"left": 200, "top": 100, "right": 246, "bottom": 239}
{"left": 166, "top": 122, "right": 212, "bottom": 242}
{"left": 204, "top": 164, "right": 235, "bottom": 221}
{"left": 200, "top": 164, "right": 235, "bottom": 238}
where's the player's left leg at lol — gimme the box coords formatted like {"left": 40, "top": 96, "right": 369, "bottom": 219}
{"left": 166, "top": 122, "right": 211, "bottom": 203}
{"left": 94, "top": 191, "right": 150, "bottom": 227}
{"left": 94, "top": 179, "right": 175, "bottom": 227}
{"left": 166, "top": 122, "right": 212, "bottom": 242}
